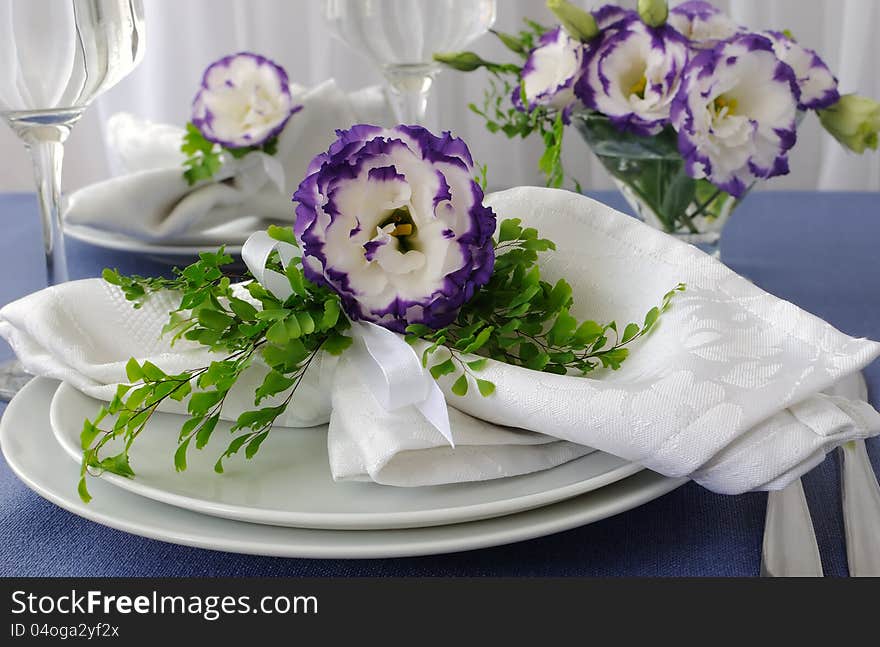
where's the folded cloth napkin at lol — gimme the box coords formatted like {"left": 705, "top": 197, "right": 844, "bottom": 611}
{"left": 4, "top": 187, "right": 880, "bottom": 492}
{"left": 0, "top": 279, "right": 591, "bottom": 486}
{"left": 64, "top": 80, "right": 396, "bottom": 243}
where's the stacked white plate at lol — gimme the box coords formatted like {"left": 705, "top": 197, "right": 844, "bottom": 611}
{"left": 63, "top": 218, "right": 268, "bottom": 261}
{"left": 1, "top": 378, "right": 685, "bottom": 558}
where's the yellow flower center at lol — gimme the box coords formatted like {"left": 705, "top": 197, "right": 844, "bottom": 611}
{"left": 629, "top": 75, "right": 648, "bottom": 99}
{"left": 379, "top": 207, "right": 417, "bottom": 251}
{"left": 713, "top": 94, "right": 738, "bottom": 116}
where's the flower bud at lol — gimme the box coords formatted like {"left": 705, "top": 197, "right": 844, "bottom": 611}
{"left": 546, "top": 0, "right": 599, "bottom": 42}
{"left": 638, "top": 0, "right": 668, "bottom": 27}
{"left": 818, "top": 94, "right": 880, "bottom": 153}
{"left": 432, "top": 51, "right": 488, "bottom": 72}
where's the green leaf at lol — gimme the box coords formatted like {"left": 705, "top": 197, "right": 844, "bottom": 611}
{"left": 80, "top": 420, "right": 100, "bottom": 450}
{"left": 323, "top": 333, "right": 353, "bottom": 355}
{"left": 255, "top": 309, "right": 290, "bottom": 321}
{"left": 476, "top": 379, "right": 495, "bottom": 397}
{"left": 195, "top": 415, "right": 219, "bottom": 450}
{"left": 461, "top": 326, "right": 494, "bottom": 354}
{"left": 98, "top": 452, "right": 136, "bottom": 478}
{"left": 285, "top": 263, "right": 307, "bottom": 296}
{"left": 491, "top": 28, "right": 527, "bottom": 55}
{"left": 266, "top": 320, "right": 289, "bottom": 345}
{"left": 451, "top": 374, "right": 469, "bottom": 396}
{"left": 197, "top": 308, "right": 234, "bottom": 331}
{"left": 660, "top": 171, "right": 697, "bottom": 229}
{"left": 498, "top": 218, "right": 523, "bottom": 243}
{"left": 77, "top": 477, "right": 92, "bottom": 503}
{"left": 429, "top": 358, "right": 457, "bottom": 380}
{"left": 140, "top": 361, "right": 166, "bottom": 382}
{"left": 255, "top": 370, "right": 297, "bottom": 404}
{"left": 548, "top": 312, "right": 577, "bottom": 346}
{"left": 228, "top": 297, "right": 258, "bottom": 321}
{"left": 405, "top": 323, "right": 433, "bottom": 337}
{"left": 284, "top": 315, "right": 303, "bottom": 340}
{"left": 125, "top": 358, "right": 143, "bottom": 382}
{"left": 188, "top": 390, "right": 224, "bottom": 415}
{"left": 598, "top": 347, "right": 629, "bottom": 370}
{"left": 174, "top": 438, "right": 190, "bottom": 472}
{"left": 296, "top": 311, "right": 315, "bottom": 335}
{"left": 526, "top": 352, "right": 550, "bottom": 372}
{"left": 102, "top": 268, "right": 122, "bottom": 285}
{"left": 245, "top": 431, "right": 270, "bottom": 459}
{"left": 321, "top": 299, "right": 341, "bottom": 330}
{"left": 643, "top": 306, "right": 660, "bottom": 332}
{"left": 573, "top": 320, "right": 603, "bottom": 345}
{"left": 621, "top": 322, "right": 641, "bottom": 344}
{"left": 267, "top": 225, "right": 298, "bottom": 246}
{"left": 467, "top": 358, "right": 488, "bottom": 371}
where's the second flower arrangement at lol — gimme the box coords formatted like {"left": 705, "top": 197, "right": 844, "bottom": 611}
{"left": 435, "top": 0, "right": 880, "bottom": 254}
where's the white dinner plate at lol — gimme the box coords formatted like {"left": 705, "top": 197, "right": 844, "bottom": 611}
{"left": 50, "top": 382, "right": 642, "bottom": 530}
{"left": 2, "top": 379, "right": 685, "bottom": 559}
{"left": 64, "top": 223, "right": 247, "bottom": 257}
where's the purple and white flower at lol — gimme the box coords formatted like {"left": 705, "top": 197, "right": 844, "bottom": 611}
{"left": 592, "top": 4, "right": 635, "bottom": 30}
{"left": 513, "top": 26, "right": 584, "bottom": 119}
{"left": 763, "top": 31, "right": 839, "bottom": 110}
{"left": 667, "top": 1, "right": 741, "bottom": 48}
{"left": 192, "top": 52, "right": 302, "bottom": 148}
{"left": 575, "top": 17, "right": 689, "bottom": 135}
{"left": 293, "top": 125, "right": 496, "bottom": 333}
{"left": 671, "top": 34, "right": 800, "bottom": 197}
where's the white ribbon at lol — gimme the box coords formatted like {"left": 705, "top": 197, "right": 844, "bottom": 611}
{"left": 241, "top": 231, "right": 454, "bottom": 447}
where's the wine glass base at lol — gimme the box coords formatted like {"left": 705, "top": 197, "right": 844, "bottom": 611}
{"left": 0, "top": 359, "right": 32, "bottom": 402}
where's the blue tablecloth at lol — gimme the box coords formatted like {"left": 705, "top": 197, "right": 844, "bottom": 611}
{"left": 1, "top": 191, "right": 878, "bottom": 576}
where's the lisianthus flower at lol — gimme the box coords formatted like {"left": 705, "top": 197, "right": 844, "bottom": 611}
{"left": 513, "top": 26, "right": 584, "bottom": 120}
{"left": 293, "top": 125, "right": 496, "bottom": 333}
{"left": 192, "top": 52, "right": 302, "bottom": 148}
{"left": 671, "top": 34, "right": 801, "bottom": 197}
{"left": 592, "top": 4, "right": 635, "bottom": 30}
{"left": 667, "top": 1, "right": 741, "bottom": 48}
{"left": 575, "top": 17, "right": 689, "bottom": 135}
{"left": 764, "top": 31, "right": 839, "bottom": 110}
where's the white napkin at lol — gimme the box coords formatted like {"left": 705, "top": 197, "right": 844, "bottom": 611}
{"left": 0, "top": 279, "right": 590, "bottom": 486}
{"left": 4, "top": 187, "right": 880, "bottom": 493}
{"left": 64, "top": 80, "right": 396, "bottom": 243}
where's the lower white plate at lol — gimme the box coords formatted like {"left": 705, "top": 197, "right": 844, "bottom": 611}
{"left": 50, "top": 381, "right": 641, "bottom": 530}
{"left": 64, "top": 223, "right": 245, "bottom": 257}
{"left": 2, "top": 379, "right": 685, "bottom": 558}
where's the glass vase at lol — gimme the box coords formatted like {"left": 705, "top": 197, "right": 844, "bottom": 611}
{"left": 572, "top": 111, "right": 749, "bottom": 258}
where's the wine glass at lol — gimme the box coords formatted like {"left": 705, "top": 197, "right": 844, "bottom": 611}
{"left": 322, "top": 0, "right": 496, "bottom": 124}
{"left": 0, "top": 0, "right": 146, "bottom": 400}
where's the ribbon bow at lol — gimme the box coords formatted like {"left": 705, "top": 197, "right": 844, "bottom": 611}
{"left": 241, "top": 231, "right": 453, "bottom": 447}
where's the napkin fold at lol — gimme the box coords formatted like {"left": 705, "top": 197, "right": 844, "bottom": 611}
{"left": 4, "top": 187, "right": 880, "bottom": 493}
{"left": 64, "top": 80, "right": 396, "bottom": 243}
{"left": 0, "top": 278, "right": 590, "bottom": 486}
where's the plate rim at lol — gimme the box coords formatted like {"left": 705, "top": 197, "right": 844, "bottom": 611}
{"left": 3, "top": 378, "right": 686, "bottom": 559}
{"left": 49, "top": 381, "right": 643, "bottom": 530}
{"left": 64, "top": 223, "right": 244, "bottom": 256}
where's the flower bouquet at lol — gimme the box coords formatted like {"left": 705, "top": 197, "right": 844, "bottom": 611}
{"left": 435, "top": 0, "right": 880, "bottom": 256}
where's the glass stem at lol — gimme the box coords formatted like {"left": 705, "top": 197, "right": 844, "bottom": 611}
{"left": 26, "top": 135, "right": 69, "bottom": 285}
{"left": 384, "top": 66, "right": 436, "bottom": 125}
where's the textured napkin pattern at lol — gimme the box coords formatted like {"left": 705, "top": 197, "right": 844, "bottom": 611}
{"left": 64, "top": 80, "right": 395, "bottom": 243}
{"left": 4, "top": 187, "right": 880, "bottom": 492}
{"left": 0, "top": 280, "right": 589, "bottom": 486}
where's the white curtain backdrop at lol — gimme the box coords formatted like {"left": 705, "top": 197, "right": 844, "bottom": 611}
{"left": 1, "top": 0, "right": 878, "bottom": 193}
